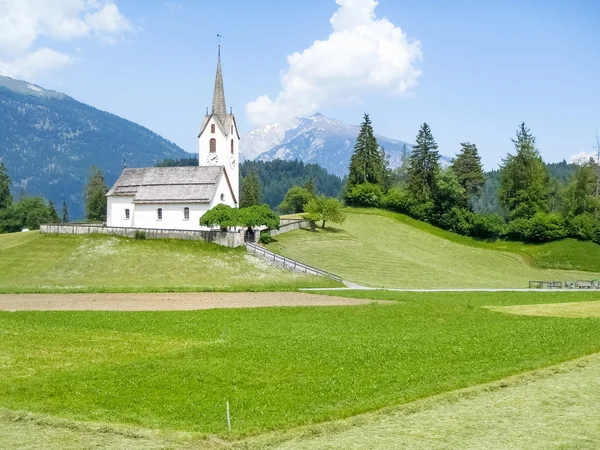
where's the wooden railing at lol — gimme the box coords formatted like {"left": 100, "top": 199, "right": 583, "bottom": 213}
{"left": 245, "top": 243, "right": 343, "bottom": 282}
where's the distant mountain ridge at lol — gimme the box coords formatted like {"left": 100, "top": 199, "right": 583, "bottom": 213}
{"left": 240, "top": 113, "right": 450, "bottom": 177}
{"left": 0, "top": 75, "right": 189, "bottom": 219}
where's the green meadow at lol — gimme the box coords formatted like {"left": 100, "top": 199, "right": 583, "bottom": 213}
{"left": 0, "top": 231, "right": 339, "bottom": 293}
{"left": 269, "top": 209, "right": 600, "bottom": 288}
{"left": 1, "top": 291, "right": 600, "bottom": 440}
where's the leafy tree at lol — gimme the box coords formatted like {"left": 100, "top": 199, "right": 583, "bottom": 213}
{"left": 0, "top": 161, "right": 12, "bottom": 210}
{"left": 62, "top": 200, "right": 69, "bottom": 223}
{"left": 346, "top": 113, "right": 384, "bottom": 193}
{"left": 380, "top": 147, "right": 393, "bottom": 193}
{"left": 0, "top": 197, "right": 53, "bottom": 233}
{"left": 239, "top": 204, "right": 280, "bottom": 229}
{"left": 435, "top": 168, "right": 467, "bottom": 213}
{"left": 48, "top": 200, "right": 60, "bottom": 223}
{"left": 278, "top": 186, "right": 315, "bottom": 214}
{"left": 199, "top": 204, "right": 240, "bottom": 230}
{"left": 391, "top": 144, "right": 411, "bottom": 187}
{"left": 451, "top": 142, "right": 485, "bottom": 203}
{"left": 344, "top": 183, "right": 383, "bottom": 208}
{"left": 240, "top": 170, "right": 261, "bottom": 208}
{"left": 407, "top": 123, "right": 440, "bottom": 202}
{"left": 84, "top": 166, "right": 108, "bottom": 222}
{"left": 303, "top": 196, "right": 346, "bottom": 229}
{"left": 563, "top": 160, "right": 599, "bottom": 217}
{"left": 499, "top": 123, "right": 550, "bottom": 220}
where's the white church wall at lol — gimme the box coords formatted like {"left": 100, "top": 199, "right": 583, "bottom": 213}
{"left": 209, "top": 171, "right": 237, "bottom": 209}
{"left": 198, "top": 117, "right": 227, "bottom": 166}
{"left": 107, "top": 196, "right": 134, "bottom": 227}
{"left": 133, "top": 203, "right": 211, "bottom": 230}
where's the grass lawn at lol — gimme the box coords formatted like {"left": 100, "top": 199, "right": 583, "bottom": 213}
{"left": 0, "top": 231, "right": 340, "bottom": 293}
{"left": 268, "top": 209, "right": 600, "bottom": 288}
{"left": 1, "top": 291, "right": 600, "bottom": 438}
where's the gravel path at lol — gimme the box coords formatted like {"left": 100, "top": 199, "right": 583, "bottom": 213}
{"left": 0, "top": 292, "right": 383, "bottom": 311}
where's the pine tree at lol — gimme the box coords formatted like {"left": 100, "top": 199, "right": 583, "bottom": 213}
{"left": 240, "top": 170, "right": 261, "bottom": 208}
{"left": 407, "top": 123, "right": 440, "bottom": 202}
{"left": 380, "top": 147, "right": 393, "bottom": 192}
{"left": 84, "top": 166, "right": 108, "bottom": 222}
{"left": 304, "top": 177, "right": 316, "bottom": 196}
{"left": 48, "top": 200, "right": 60, "bottom": 223}
{"left": 62, "top": 200, "right": 69, "bottom": 223}
{"left": 0, "top": 161, "right": 12, "bottom": 210}
{"left": 564, "top": 160, "right": 598, "bottom": 216}
{"left": 499, "top": 123, "right": 549, "bottom": 219}
{"left": 450, "top": 142, "right": 485, "bottom": 204}
{"left": 347, "top": 113, "right": 384, "bottom": 190}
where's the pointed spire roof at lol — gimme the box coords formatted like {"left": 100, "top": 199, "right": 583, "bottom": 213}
{"left": 211, "top": 43, "right": 227, "bottom": 124}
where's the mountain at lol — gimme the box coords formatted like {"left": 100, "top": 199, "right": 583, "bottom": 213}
{"left": 0, "top": 75, "right": 189, "bottom": 219}
{"left": 240, "top": 113, "right": 450, "bottom": 178}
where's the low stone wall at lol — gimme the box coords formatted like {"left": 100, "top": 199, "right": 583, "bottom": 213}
{"left": 270, "top": 219, "right": 309, "bottom": 237}
{"left": 40, "top": 224, "right": 244, "bottom": 248}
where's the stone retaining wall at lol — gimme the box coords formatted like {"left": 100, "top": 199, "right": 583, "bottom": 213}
{"left": 40, "top": 224, "right": 244, "bottom": 247}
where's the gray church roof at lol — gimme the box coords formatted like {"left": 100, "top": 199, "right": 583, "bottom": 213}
{"left": 212, "top": 48, "right": 227, "bottom": 124}
{"left": 107, "top": 166, "right": 228, "bottom": 204}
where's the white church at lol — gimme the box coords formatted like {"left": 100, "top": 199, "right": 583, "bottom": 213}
{"left": 106, "top": 44, "right": 239, "bottom": 230}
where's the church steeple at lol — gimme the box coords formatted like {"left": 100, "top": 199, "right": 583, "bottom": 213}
{"left": 211, "top": 37, "right": 227, "bottom": 124}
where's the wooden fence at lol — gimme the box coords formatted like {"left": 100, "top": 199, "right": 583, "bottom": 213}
{"left": 245, "top": 242, "right": 343, "bottom": 282}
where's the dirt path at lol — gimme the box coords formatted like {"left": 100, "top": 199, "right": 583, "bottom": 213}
{"left": 0, "top": 292, "right": 383, "bottom": 311}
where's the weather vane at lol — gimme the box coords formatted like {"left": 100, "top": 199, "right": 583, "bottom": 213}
{"left": 217, "top": 33, "right": 222, "bottom": 56}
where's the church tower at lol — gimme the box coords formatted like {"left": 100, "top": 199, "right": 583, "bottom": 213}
{"left": 198, "top": 40, "right": 239, "bottom": 204}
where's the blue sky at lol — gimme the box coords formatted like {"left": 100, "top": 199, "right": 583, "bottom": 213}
{"left": 1, "top": 0, "right": 599, "bottom": 170}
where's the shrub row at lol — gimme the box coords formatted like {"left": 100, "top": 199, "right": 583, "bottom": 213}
{"left": 347, "top": 184, "right": 600, "bottom": 244}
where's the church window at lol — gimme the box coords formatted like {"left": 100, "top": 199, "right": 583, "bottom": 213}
{"left": 230, "top": 139, "right": 234, "bottom": 154}
{"left": 220, "top": 193, "right": 225, "bottom": 201}
{"left": 211, "top": 124, "right": 215, "bottom": 133}
{"left": 184, "top": 207, "right": 190, "bottom": 220}
{"left": 125, "top": 209, "right": 130, "bottom": 219}
{"left": 231, "top": 125, "right": 233, "bottom": 134}
{"left": 157, "top": 208, "right": 163, "bottom": 220}
{"left": 210, "top": 138, "right": 216, "bottom": 153}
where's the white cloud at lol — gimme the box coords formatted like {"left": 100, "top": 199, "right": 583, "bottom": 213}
{"left": 0, "top": 0, "right": 133, "bottom": 79}
{"left": 246, "top": 0, "right": 422, "bottom": 126}
{"left": 0, "top": 48, "right": 75, "bottom": 79}
{"left": 570, "top": 151, "right": 597, "bottom": 164}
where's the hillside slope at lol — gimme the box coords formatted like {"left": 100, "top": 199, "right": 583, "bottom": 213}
{"left": 0, "top": 75, "right": 190, "bottom": 218}
{"left": 0, "top": 232, "right": 338, "bottom": 293}
{"left": 268, "top": 210, "right": 600, "bottom": 288}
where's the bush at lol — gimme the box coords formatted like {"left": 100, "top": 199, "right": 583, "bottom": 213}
{"left": 505, "top": 213, "right": 568, "bottom": 242}
{"left": 436, "top": 207, "right": 474, "bottom": 236}
{"left": 344, "top": 183, "right": 382, "bottom": 208}
{"left": 409, "top": 200, "right": 435, "bottom": 223}
{"left": 134, "top": 230, "right": 146, "bottom": 240}
{"left": 259, "top": 231, "right": 274, "bottom": 244}
{"left": 471, "top": 213, "right": 506, "bottom": 239}
{"left": 567, "top": 213, "right": 600, "bottom": 243}
{"left": 381, "top": 188, "right": 414, "bottom": 214}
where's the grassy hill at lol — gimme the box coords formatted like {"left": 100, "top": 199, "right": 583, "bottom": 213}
{"left": 268, "top": 209, "right": 600, "bottom": 288}
{"left": 0, "top": 232, "right": 339, "bottom": 293}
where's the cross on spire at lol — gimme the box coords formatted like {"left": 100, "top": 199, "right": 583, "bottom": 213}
{"left": 217, "top": 33, "right": 222, "bottom": 57}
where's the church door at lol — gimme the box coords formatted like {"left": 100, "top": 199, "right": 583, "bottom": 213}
{"left": 244, "top": 228, "right": 255, "bottom": 243}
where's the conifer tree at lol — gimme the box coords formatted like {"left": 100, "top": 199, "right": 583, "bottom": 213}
{"left": 347, "top": 113, "right": 384, "bottom": 190}
{"left": 0, "top": 161, "right": 12, "bottom": 210}
{"left": 240, "top": 170, "right": 261, "bottom": 208}
{"left": 451, "top": 142, "right": 485, "bottom": 204}
{"left": 303, "top": 177, "right": 316, "bottom": 196}
{"left": 407, "top": 123, "right": 440, "bottom": 202}
{"left": 62, "top": 200, "right": 69, "bottom": 223}
{"left": 499, "top": 123, "right": 549, "bottom": 219}
{"left": 84, "top": 166, "right": 108, "bottom": 222}
{"left": 48, "top": 200, "right": 60, "bottom": 223}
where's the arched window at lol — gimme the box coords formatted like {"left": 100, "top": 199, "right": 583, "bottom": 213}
{"left": 230, "top": 139, "right": 234, "bottom": 154}
{"left": 184, "top": 207, "right": 190, "bottom": 220}
{"left": 124, "top": 209, "right": 130, "bottom": 219}
{"left": 231, "top": 125, "right": 233, "bottom": 134}
{"left": 211, "top": 124, "right": 215, "bottom": 133}
{"left": 209, "top": 138, "right": 216, "bottom": 153}
{"left": 220, "top": 193, "right": 225, "bottom": 201}
{"left": 157, "top": 208, "right": 163, "bottom": 220}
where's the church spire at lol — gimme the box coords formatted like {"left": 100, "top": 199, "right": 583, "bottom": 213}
{"left": 211, "top": 35, "right": 227, "bottom": 123}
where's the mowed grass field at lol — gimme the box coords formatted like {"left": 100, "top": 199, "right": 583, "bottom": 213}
{"left": 1, "top": 291, "right": 600, "bottom": 441}
{"left": 0, "top": 231, "right": 340, "bottom": 293}
{"left": 268, "top": 209, "right": 600, "bottom": 288}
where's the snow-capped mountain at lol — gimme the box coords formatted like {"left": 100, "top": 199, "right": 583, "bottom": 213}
{"left": 241, "top": 113, "right": 439, "bottom": 178}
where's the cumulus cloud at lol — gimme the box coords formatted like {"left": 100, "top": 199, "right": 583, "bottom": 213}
{"left": 0, "top": 0, "right": 133, "bottom": 79}
{"left": 246, "top": 0, "right": 422, "bottom": 126}
{"left": 570, "top": 151, "right": 598, "bottom": 164}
